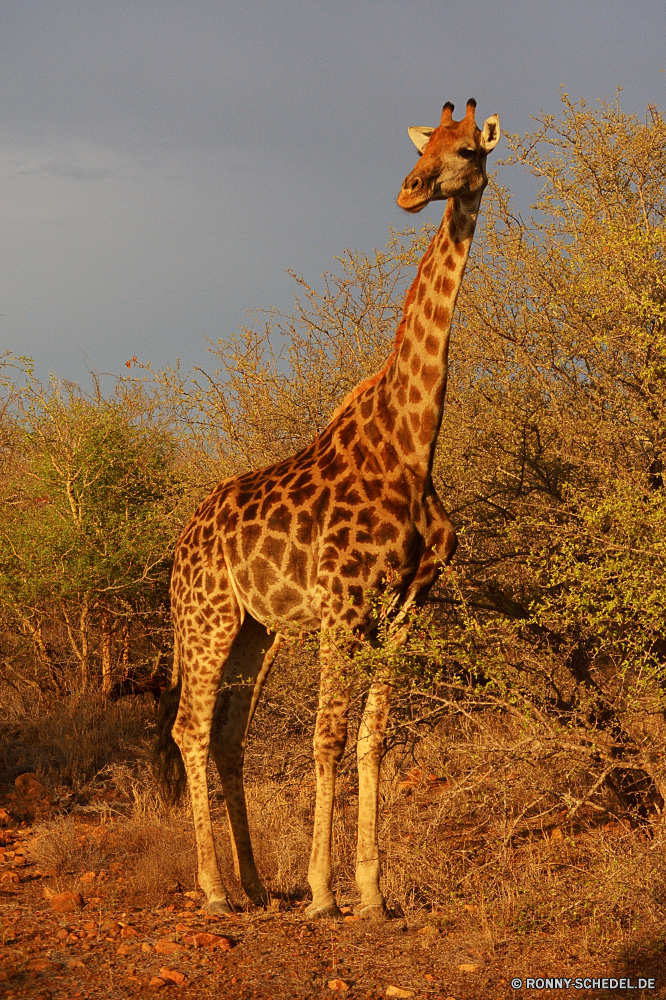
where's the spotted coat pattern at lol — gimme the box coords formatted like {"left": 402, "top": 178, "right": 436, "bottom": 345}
{"left": 167, "top": 99, "right": 500, "bottom": 918}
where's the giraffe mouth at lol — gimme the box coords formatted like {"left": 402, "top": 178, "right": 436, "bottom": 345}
{"left": 397, "top": 183, "right": 436, "bottom": 213}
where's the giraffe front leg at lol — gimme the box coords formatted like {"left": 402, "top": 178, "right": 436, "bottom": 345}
{"left": 306, "top": 656, "right": 349, "bottom": 919}
{"left": 355, "top": 680, "right": 391, "bottom": 918}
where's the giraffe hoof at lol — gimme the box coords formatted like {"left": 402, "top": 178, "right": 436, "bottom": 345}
{"left": 205, "top": 898, "right": 235, "bottom": 916}
{"left": 243, "top": 882, "right": 270, "bottom": 907}
{"left": 304, "top": 901, "right": 344, "bottom": 920}
{"left": 353, "top": 902, "right": 387, "bottom": 920}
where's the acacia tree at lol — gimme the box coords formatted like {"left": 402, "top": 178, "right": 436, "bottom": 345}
{"left": 0, "top": 365, "right": 187, "bottom": 695}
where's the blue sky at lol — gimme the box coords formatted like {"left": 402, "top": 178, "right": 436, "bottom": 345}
{"left": 0, "top": 0, "right": 664, "bottom": 385}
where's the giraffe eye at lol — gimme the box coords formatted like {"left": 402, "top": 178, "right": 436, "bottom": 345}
{"left": 459, "top": 148, "right": 476, "bottom": 160}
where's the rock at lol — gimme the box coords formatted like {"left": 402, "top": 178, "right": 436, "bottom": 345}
{"left": 458, "top": 963, "right": 480, "bottom": 972}
{"left": 79, "top": 871, "right": 96, "bottom": 884}
{"left": 26, "top": 957, "right": 56, "bottom": 973}
{"left": 159, "top": 967, "right": 187, "bottom": 986}
{"left": 551, "top": 827, "right": 563, "bottom": 841}
{"left": 344, "top": 915, "right": 360, "bottom": 923}
{"left": 0, "top": 871, "right": 20, "bottom": 883}
{"left": 15, "top": 772, "right": 43, "bottom": 795}
{"left": 44, "top": 891, "right": 84, "bottom": 913}
{"left": 100, "top": 919, "right": 121, "bottom": 935}
{"left": 182, "top": 931, "right": 232, "bottom": 950}
{"left": 116, "top": 943, "right": 136, "bottom": 955}
{"left": 155, "top": 939, "right": 181, "bottom": 955}
{"left": 142, "top": 943, "right": 154, "bottom": 953}
{"left": 385, "top": 988, "right": 415, "bottom": 998}
{"left": 0, "top": 808, "right": 11, "bottom": 825}
{"left": 120, "top": 924, "right": 139, "bottom": 937}
{"left": 149, "top": 977, "right": 166, "bottom": 988}
{"left": 328, "top": 979, "right": 350, "bottom": 991}
{"left": 417, "top": 924, "right": 437, "bottom": 935}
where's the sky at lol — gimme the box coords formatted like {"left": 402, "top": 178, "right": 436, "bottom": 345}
{"left": 0, "top": 0, "right": 664, "bottom": 388}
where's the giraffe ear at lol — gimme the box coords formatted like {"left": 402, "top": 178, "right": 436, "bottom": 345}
{"left": 480, "top": 115, "right": 500, "bottom": 152}
{"left": 408, "top": 126, "right": 435, "bottom": 155}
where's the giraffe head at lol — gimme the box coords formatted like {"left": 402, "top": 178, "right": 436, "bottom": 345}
{"left": 397, "top": 99, "right": 500, "bottom": 213}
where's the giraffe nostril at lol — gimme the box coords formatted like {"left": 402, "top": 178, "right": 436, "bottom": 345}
{"left": 405, "top": 176, "right": 422, "bottom": 193}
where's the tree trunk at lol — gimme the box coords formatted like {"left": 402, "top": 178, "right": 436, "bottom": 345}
{"left": 63, "top": 597, "right": 91, "bottom": 692}
{"left": 121, "top": 623, "right": 130, "bottom": 679}
{"left": 101, "top": 607, "right": 112, "bottom": 697}
{"left": 79, "top": 596, "right": 90, "bottom": 692}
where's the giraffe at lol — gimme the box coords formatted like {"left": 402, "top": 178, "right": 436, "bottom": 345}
{"left": 155, "top": 98, "right": 500, "bottom": 919}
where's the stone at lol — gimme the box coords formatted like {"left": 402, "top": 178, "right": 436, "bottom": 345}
{"left": 45, "top": 891, "right": 84, "bottom": 914}
{"left": 385, "top": 988, "right": 415, "bottom": 998}
{"left": 155, "top": 939, "right": 181, "bottom": 955}
{"left": 149, "top": 977, "right": 166, "bottom": 988}
{"left": 0, "top": 808, "right": 10, "bottom": 825}
{"left": 116, "top": 943, "right": 136, "bottom": 956}
{"left": 79, "top": 872, "right": 96, "bottom": 884}
{"left": 182, "top": 931, "right": 233, "bottom": 950}
{"left": 120, "top": 924, "right": 139, "bottom": 937}
{"left": 458, "top": 963, "right": 480, "bottom": 973}
{"left": 328, "top": 979, "right": 350, "bottom": 991}
{"left": 26, "top": 957, "right": 56, "bottom": 973}
{"left": 142, "top": 943, "right": 154, "bottom": 953}
{"left": 0, "top": 871, "right": 20, "bottom": 883}
{"left": 15, "top": 773, "right": 43, "bottom": 795}
{"left": 159, "top": 967, "right": 187, "bottom": 985}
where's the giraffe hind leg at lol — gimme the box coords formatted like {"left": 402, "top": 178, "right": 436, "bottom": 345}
{"left": 171, "top": 600, "right": 243, "bottom": 915}
{"left": 210, "top": 614, "right": 282, "bottom": 906}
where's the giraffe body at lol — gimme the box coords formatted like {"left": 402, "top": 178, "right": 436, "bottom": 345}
{"left": 157, "top": 99, "right": 500, "bottom": 917}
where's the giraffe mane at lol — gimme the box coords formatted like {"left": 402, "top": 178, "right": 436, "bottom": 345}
{"left": 328, "top": 262, "right": 422, "bottom": 423}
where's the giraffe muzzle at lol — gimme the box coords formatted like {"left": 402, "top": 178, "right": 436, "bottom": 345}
{"left": 397, "top": 175, "right": 432, "bottom": 212}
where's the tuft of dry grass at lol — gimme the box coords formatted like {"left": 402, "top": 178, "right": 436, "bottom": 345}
{"left": 0, "top": 692, "right": 155, "bottom": 791}
{"left": 33, "top": 815, "right": 111, "bottom": 874}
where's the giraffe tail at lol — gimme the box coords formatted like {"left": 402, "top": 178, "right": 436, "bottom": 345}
{"left": 154, "top": 639, "right": 187, "bottom": 805}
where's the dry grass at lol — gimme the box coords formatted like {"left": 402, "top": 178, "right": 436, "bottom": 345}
{"left": 0, "top": 692, "right": 154, "bottom": 791}
{"left": 12, "top": 668, "right": 665, "bottom": 956}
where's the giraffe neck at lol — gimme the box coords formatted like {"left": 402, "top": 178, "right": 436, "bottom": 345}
{"left": 378, "top": 195, "right": 478, "bottom": 473}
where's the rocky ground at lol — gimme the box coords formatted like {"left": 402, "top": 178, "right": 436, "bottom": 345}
{"left": 1, "top": 774, "right": 665, "bottom": 999}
